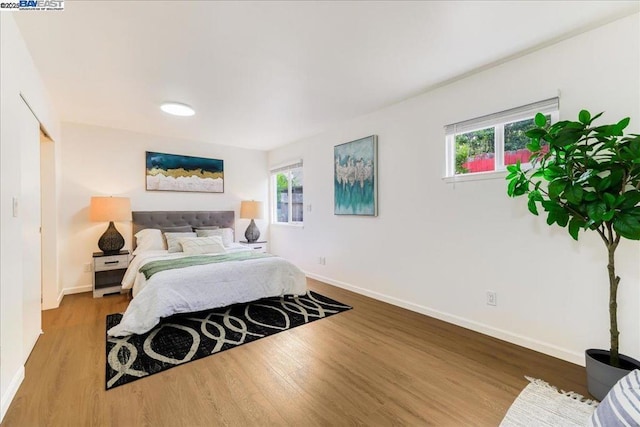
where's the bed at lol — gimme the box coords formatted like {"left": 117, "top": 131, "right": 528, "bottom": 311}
{"left": 107, "top": 210, "right": 307, "bottom": 337}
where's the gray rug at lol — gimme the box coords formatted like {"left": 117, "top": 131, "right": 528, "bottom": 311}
{"left": 500, "top": 377, "right": 598, "bottom": 426}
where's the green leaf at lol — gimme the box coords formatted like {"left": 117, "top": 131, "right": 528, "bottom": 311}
{"left": 546, "top": 211, "right": 557, "bottom": 226}
{"left": 556, "top": 211, "right": 570, "bottom": 227}
{"left": 613, "top": 214, "right": 640, "bottom": 240}
{"left": 594, "top": 125, "right": 616, "bottom": 137}
{"left": 587, "top": 202, "right": 607, "bottom": 221}
{"left": 525, "top": 128, "right": 547, "bottom": 139}
{"left": 619, "top": 191, "right": 640, "bottom": 209}
{"left": 614, "top": 117, "right": 631, "bottom": 135}
{"left": 590, "top": 112, "right": 604, "bottom": 122}
{"left": 583, "top": 191, "right": 598, "bottom": 202}
{"left": 544, "top": 166, "right": 566, "bottom": 181}
{"left": 598, "top": 176, "right": 612, "bottom": 191}
{"left": 565, "top": 185, "right": 584, "bottom": 204}
{"left": 529, "top": 190, "right": 544, "bottom": 202}
{"left": 609, "top": 169, "right": 624, "bottom": 188}
{"left": 579, "top": 110, "right": 591, "bottom": 124}
{"left": 534, "top": 113, "right": 547, "bottom": 127}
{"left": 568, "top": 218, "right": 581, "bottom": 240}
{"left": 603, "top": 193, "right": 616, "bottom": 208}
{"left": 548, "top": 179, "right": 567, "bottom": 199}
{"left": 507, "top": 178, "right": 517, "bottom": 197}
{"left": 513, "top": 181, "right": 528, "bottom": 196}
{"left": 542, "top": 200, "right": 564, "bottom": 212}
{"left": 526, "top": 140, "right": 541, "bottom": 152}
{"left": 602, "top": 210, "right": 615, "bottom": 222}
{"left": 527, "top": 198, "right": 539, "bottom": 216}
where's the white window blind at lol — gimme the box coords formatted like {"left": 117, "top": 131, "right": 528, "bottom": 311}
{"left": 444, "top": 97, "right": 559, "bottom": 135}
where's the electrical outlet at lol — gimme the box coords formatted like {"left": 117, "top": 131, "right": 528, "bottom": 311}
{"left": 486, "top": 291, "right": 497, "bottom": 306}
{"left": 84, "top": 263, "right": 92, "bottom": 272}
{"left": 318, "top": 257, "right": 326, "bottom": 265}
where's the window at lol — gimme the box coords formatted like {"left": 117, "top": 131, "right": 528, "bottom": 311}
{"left": 445, "top": 98, "right": 559, "bottom": 179}
{"left": 270, "top": 161, "right": 303, "bottom": 224}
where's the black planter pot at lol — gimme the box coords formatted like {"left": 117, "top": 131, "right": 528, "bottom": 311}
{"left": 585, "top": 349, "right": 640, "bottom": 400}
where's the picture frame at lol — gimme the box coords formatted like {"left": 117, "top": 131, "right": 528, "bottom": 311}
{"left": 145, "top": 151, "right": 224, "bottom": 193}
{"left": 334, "top": 135, "right": 378, "bottom": 216}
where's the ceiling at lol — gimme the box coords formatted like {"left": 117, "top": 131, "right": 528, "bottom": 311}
{"left": 14, "top": 1, "right": 639, "bottom": 150}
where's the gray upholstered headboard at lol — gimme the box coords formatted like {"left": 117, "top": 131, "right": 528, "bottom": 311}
{"left": 132, "top": 210, "right": 235, "bottom": 249}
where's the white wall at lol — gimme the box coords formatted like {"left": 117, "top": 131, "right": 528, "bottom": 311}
{"left": 0, "top": 13, "right": 61, "bottom": 421}
{"left": 268, "top": 14, "right": 640, "bottom": 365}
{"left": 58, "top": 123, "right": 269, "bottom": 293}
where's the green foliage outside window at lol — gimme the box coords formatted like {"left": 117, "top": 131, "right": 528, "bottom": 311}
{"left": 454, "top": 116, "right": 552, "bottom": 174}
{"left": 456, "top": 128, "right": 494, "bottom": 159}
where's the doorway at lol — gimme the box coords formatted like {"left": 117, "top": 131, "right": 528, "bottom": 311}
{"left": 19, "top": 97, "right": 42, "bottom": 362}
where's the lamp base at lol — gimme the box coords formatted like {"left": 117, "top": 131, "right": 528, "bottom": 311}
{"left": 244, "top": 219, "right": 260, "bottom": 243}
{"left": 98, "top": 221, "right": 125, "bottom": 255}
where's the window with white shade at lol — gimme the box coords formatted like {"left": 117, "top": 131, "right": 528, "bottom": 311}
{"left": 270, "top": 161, "right": 303, "bottom": 225}
{"left": 444, "top": 98, "right": 559, "bottom": 179}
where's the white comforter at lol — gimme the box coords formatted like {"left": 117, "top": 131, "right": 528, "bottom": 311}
{"left": 107, "top": 246, "right": 307, "bottom": 337}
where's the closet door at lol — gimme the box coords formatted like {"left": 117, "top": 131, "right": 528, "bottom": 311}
{"left": 19, "top": 97, "right": 42, "bottom": 362}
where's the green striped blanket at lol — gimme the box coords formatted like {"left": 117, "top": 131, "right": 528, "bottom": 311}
{"left": 139, "top": 251, "right": 275, "bottom": 280}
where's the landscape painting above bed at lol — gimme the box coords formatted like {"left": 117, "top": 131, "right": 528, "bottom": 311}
{"left": 146, "top": 151, "right": 224, "bottom": 193}
{"left": 334, "top": 135, "right": 378, "bottom": 216}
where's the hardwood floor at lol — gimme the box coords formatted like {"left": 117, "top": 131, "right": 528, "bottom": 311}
{"left": 2, "top": 279, "right": 588, "bottom": 426}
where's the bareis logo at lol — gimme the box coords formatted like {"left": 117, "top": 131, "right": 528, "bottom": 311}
{"left": 20, "top": 0, "right": 63, "bottom": 8}
{"left": 0, "top": 0, "right": 64, "bottom": 11}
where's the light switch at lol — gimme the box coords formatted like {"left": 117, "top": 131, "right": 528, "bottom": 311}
{"left": 12, "top": 197, "right": 18, "bottom": 217}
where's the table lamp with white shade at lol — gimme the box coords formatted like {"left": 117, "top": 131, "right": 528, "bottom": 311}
{"left": 89, "top": 196, "right": 131, "bottom": 254}
{"left": 240, "top": 200, "right": 263, "bottom": 243}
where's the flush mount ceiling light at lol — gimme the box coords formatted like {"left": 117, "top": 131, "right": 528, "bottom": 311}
{"left": 160, "top": 102, "right": 195, "bottom": 117}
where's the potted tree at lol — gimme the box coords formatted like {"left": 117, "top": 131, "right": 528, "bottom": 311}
{"left": 506, "top": 110, "right": 640, "bottom": 400}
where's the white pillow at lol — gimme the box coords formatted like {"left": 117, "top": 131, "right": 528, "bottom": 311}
{"left": 196, "top": 228, "right": 234, "bottom": 247}
{"left": 180, "top": 236, "right": 227, "bottom": 255}
{"left": 133, "top": 229, "right": 165, "bottom": 255}
{"left": 164, "top": 232, "right": 196, "bottom": 253}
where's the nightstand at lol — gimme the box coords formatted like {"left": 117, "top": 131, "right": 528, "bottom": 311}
{"left": 93, "top": 250, "right": 130, "bottom": 298}
{"left": 239, "top": 241, "right": 268, "bottom": 253}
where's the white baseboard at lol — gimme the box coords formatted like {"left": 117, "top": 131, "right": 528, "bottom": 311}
{"left": 0, "top": 366, "right": 24, "bottom": 423}
{"left": 42, "top": 299, "right": 59, "bottom": 311}
{"left": 63, "top": 284, "right": 92, "bottom": 295}
{"left": 41, "top": 290, "right": 61, "bottom": 311}
{"left": 305, "top": 271, "right": 585, "bottom": 367}
{"left": 23, "top": 330, "right": 43, "bottom": 365}
{"left": 54, "top": 284, "right": 92, "bottom": 307}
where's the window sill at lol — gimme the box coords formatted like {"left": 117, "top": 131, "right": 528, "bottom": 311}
{"left": 442, "top": 170, "right": 507, "bottom": 183}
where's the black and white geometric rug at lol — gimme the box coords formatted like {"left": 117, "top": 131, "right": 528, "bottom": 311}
{"left": 105, "top": 291, "right": 351, "bottom": 389}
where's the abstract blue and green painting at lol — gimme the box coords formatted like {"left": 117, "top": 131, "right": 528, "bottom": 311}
{"left": 145, "top": 151, "right": 224, "bottom": 193}
{"left": 334, "top": 135, "right": 377, "bottom": 216}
